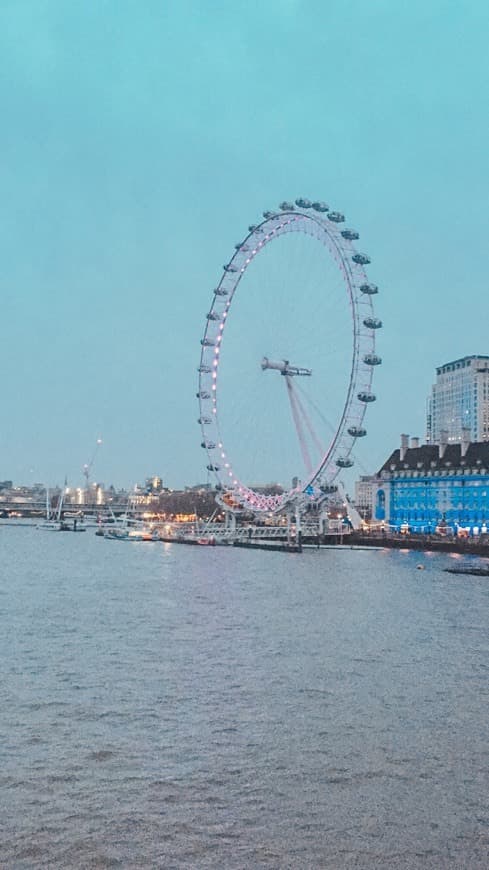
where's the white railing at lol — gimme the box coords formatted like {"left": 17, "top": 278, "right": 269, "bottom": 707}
{"left": 156, "top": 520, "right": 351, "bottom": 542}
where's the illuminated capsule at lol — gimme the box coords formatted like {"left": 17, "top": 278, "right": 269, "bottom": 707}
{"left": 312, "top": 201, "right": 329, "bottom": 212}
{"left": 358, "top": 391, "right": 376, "bottom": 403}
{"left": 352, "top": 253, "right": 371, "bottom": 265}
{"left": 341, "top": 229, "right": 359, "bottom": 240}
{"left": 348, "top": 426, "right": 367, "bottom": 437}
{"left": 328, "top": 211, "right": 345, "bottom": 223}
{"left": 360, "top": 283, "right": 378, "bottom": 295}
{"left": 363, "top": 354, "right": 382, "bottom": 366}
{"left": 336, "top": 457, "right": 354, "bottom": 468}
{"left": 363, "top": 317, "right": 382, "bottom": 329}
{"left": 295, "top": 197, "right": 312, "bottom": 208}
{"left": 279, "top": 201, "right": 295, "bottom": 210}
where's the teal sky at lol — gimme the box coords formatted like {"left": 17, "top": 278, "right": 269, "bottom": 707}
{"left": 2, "top": 0, "right": 489, "bottom": 489}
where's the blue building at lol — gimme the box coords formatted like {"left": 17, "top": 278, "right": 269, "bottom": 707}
{"left": 374, "top": 434, "right": 489, "bottom": 533}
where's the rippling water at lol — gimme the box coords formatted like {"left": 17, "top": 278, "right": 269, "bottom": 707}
{"left": 1, "top": 525, "right": 489, "bottom": 868}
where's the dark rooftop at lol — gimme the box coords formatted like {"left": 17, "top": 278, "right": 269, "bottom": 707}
{"left": 436, "top": 355, "right": 489, "bottom": 375}
{"left": 378, "top": 441, "right": 489, "bottom": 476}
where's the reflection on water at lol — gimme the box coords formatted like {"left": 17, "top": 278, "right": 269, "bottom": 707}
{"left": 1, "top": 527, "right": 489, "bottom": 868}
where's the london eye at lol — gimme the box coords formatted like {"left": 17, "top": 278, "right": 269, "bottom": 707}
{"left": 197, "top": 199, "right": 382, "bottom": 513}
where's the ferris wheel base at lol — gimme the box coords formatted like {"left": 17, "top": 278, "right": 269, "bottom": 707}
{"left": 214, "top": 484, "right": 363, "bottom": 533}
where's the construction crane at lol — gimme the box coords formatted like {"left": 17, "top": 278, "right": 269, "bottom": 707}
{"left": 83, "top": 438, "right": 103, "bottom": 495}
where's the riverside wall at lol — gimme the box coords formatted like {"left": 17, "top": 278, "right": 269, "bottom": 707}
{"left": 347, "top": 532, "right": 489, "bottom": 557}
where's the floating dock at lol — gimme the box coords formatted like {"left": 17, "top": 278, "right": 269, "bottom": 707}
{"left": 233, "top": 540, "right": 302, "bottom": 553}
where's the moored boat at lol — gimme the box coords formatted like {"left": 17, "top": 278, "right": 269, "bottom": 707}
{"left": 444, "top": 563, "right": 489, "bottom": 576}
{"left": 104, "top": 526, "right": 159, "bottom": 542}
{"left": 37, "top": 488, "right": 86, "bottom": 532}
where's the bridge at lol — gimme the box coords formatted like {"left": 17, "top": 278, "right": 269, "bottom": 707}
{"left": 0, "top": 499, "right": 143, "bottom": 518}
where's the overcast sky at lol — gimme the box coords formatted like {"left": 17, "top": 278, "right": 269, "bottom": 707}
{"left": 2, "top": 0, "right": 489, "bottom": 489}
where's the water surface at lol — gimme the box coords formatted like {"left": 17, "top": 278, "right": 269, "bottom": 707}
{"left": 1, "top": 527, "right": 488, "bottom": 867}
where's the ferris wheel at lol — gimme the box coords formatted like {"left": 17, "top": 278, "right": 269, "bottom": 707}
{"left": 197, "top": 198, "right": 382, "bottom": 513}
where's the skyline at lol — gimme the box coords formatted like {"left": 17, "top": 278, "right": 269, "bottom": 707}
{"left": 2, "top": 1, "right": 489, "bottom": 488}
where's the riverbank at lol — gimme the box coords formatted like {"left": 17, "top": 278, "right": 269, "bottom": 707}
{"left": 349, "top": 532, "right": 489, "bottom": 557}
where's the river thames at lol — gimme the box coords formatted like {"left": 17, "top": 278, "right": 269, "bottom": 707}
{"left": 1, "top": 525, "right": 488, "bottom": 868}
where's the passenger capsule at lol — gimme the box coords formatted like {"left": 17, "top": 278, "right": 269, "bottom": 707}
{"left": 235, "top": 242, "right": 250, "bottom": 251}
{"left": 328, "top": 211, "right": 345, "bottom": 223}
{"left": 358, "top": 391, "right": 376, "bottom": 403}
{"left": 279, "top": 201, "right": 295, "bottom": 210}
{"left": 214, "top": 287, "right": 228, "bottom": 296}
{"left": 223, "top": 264, "right": 238, "bottom": 273}
{"left": 348, "top": 426, "right": 367, "bottom": 437}
{"left": 198, "top": 365, "right": 211, "bottom": 373}
{"left": 263, "top": 210, "right": 276, "bottom": 219}
{"left": 336, "top": 457, "right": 354, "bottom": 468}
{"left": 360, "top": 283, "right": 378, "bottom": 295}
{"left": 295, "top": 197, "right": 312, "bottom": 208}
{"left": 363, "top": 353, "right": 382, "bottom": 366}
{"left": 196, "top": 391, "right": 210, "bottom": 399}
{"left": 363, "top": 317, "right": 382, "bottom": 330}
{"left": 206, "top": 312, "right": 220, "bottom": 321}
{"left": 201, "top": 441, "right": 216, "bottom": 449}
{"left": 341, "top": 229, "right": 359, "bottom": 240}
{"left": 201, "top": 337, "right": 214, "bottom": 347}
{"left": 312, "top": 201, "right": 329, "bottom": 212}
{"left": 198, "top": 417, "right": 212, "bottom": 425}
{"left": 352, "top": 253, "right": 371, "bottom": 265}
{"left": 207, "top": 464, "right": 220, "bottom": 472}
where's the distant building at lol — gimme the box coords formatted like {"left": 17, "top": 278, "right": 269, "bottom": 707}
{"left": 426, "top": 355, "right": 489, "bottom": 444}
{"left": 354, "top": 475, "right": 375, "bottom": 519}
{"left": 145, "top": 476, "right": 164, "bottom": 494}
{"left": 373, "top": 433, "right": 489, "bottom": 533}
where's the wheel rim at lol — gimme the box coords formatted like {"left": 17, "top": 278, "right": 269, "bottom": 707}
{"left": 198, "top": 202, "right": 381, "bottom": 512}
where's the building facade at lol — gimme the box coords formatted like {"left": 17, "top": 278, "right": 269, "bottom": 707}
{"left": 373, "top": 434, "right": 489, "bottom": 533}
{"left": 426, "top": 355, "right": 489, "bottom": 444}
{"left": 354, "top": 474, "right": 376, "bottom": 519}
